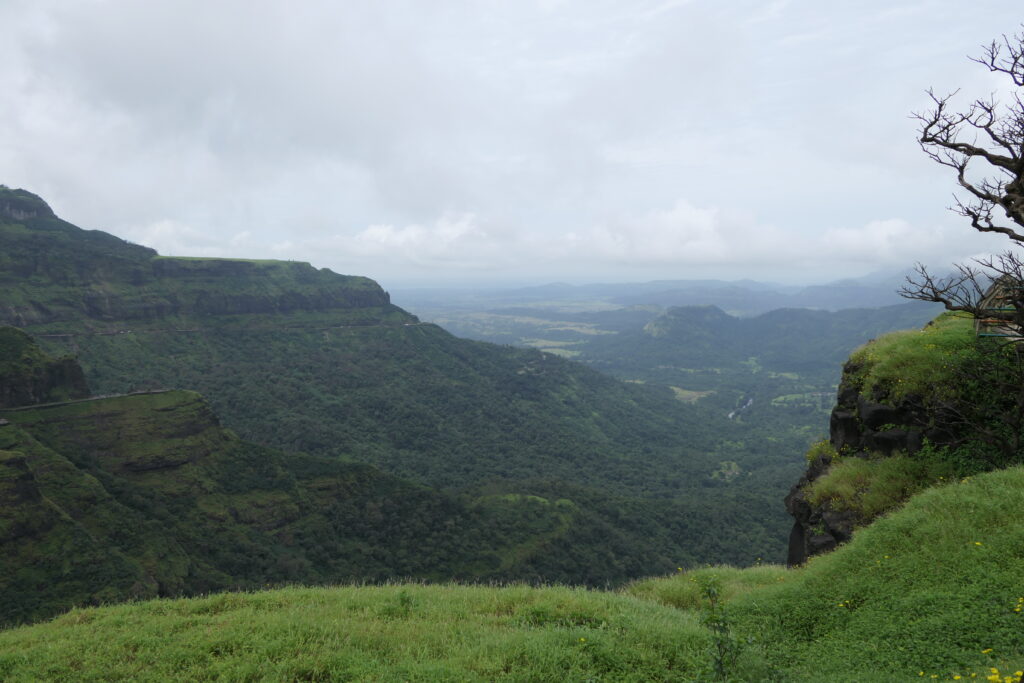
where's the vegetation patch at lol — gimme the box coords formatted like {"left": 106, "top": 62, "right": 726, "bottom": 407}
{"left": 804, "top": 453, "right": 958, "bottom": 523}
{"left": 710, "top": 461, "right": 742, "bottom": 482}
{"left": 0, "top": 584, "right": 721, "bottom": 682}
{"left": 620, "top": 466, "right": 1024, "bottom": 680}
{"left": 626, "top": 564, "right": 789, "bottom": 611}
{"left": 729, "top": 465, "right": 1024, "bottom": 680}
{"left": 804, "top": 439, "right": 838, "bottom": 464}
{"left": 670, "top": 386, "right": 714, "bottom": 403}
{"left": 846, "top": 312, "right": 975, "bottom": 401}
{"left": 771, "top": 392, "right": 831, "bottom": 411}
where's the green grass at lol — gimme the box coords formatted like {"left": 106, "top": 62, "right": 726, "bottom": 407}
{"left": 627, "top": 465, "right": 1024, "bottom": 680}
{"left": 3, "top": 466, "right": 1024, "bottom": 680}
{"left": 730, "top": 464, "right": 1024, "bottom": 680}
{"left": 0, "top": 584, "right": 721, "bottom": 682}
{"left": 803, "top": 454, "right": 959, "bottom": 523}
{"left": 847, "top": 312, "right": 976, "bottom": 401}
{"left": 626, "top": 564, "right": 790, "bottom": 610}
{"left": 669, "top": 386, "right": 714, "bottom": 403}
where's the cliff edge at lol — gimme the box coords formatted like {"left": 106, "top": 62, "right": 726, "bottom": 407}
{"left": 0, "top": 185, "right": 405, "bottom": 329}
{"left": 785, "top": 312, "right": 1020, "bottom": 564}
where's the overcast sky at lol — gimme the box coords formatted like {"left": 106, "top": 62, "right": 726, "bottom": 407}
{"left": 1, "top": 1, "right": 1021, "bottom": 287}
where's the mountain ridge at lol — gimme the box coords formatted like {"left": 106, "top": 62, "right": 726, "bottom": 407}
{"left": 0, "top": 186, "right": 792, "bottom": 607}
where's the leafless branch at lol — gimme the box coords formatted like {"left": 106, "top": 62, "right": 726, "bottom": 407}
{"left": 910, "top": 29, "right": 1024, "bottom": 245}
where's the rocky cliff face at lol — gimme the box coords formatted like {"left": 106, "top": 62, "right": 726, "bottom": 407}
{"left": 784, "top": 357, "right": 958, "bottom": 565}
{"left": 0, "top": 327, "right": 89, "bottom": 408}
{"left": 0, "top": 187, "right": 55, "bottom": 221}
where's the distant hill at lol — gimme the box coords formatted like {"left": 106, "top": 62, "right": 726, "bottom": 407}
{"left": 0, "top": 192, "right": 394, "bottom": 330}
{"left": 393, "top": 272, "right": 918, "bottom": 319}
{"left": 580, "top": 302, "right": 941, "bottom": 379}
{"left": 608, "top": 274, "right": 916, "bottom": 315}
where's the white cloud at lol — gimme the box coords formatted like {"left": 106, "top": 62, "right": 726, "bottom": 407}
{"left": 821, "top": 219, "right": 929, "bottom": 261}
{"left": 120, "top": 219, "right": 229, "bottom": 258}
{"left": 1, "top": 0, "right": 1021, "bottom": 286}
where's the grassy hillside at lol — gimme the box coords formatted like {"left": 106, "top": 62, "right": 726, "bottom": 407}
{"left": 631, "top": 465, "right": 1024, "bottom": 681}
{"left": 0, "top": 584, "right": 727, "bottom": 682}
{"left": 2, "top": 466, "right": 1021, "bottom": 681}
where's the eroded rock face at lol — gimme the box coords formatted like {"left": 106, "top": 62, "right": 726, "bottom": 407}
{"left": 784, "top": 359, "right": 954, "bottom": 566}
{"left": 784, "top": 450, "right": 851, "bottom": 565}
{"left": 0, "top": 189, "right": 55, "bottom": 221}
{"left": 0, "top": 328, "right": 90, "bottom": 409}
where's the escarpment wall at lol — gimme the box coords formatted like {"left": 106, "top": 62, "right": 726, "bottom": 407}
{"left": 0, "top": 258, "right": 397, "bottom": 328}
{"left": 0, "top": 190, "right": 401, "bottom": 328}
{"left": 784, "top": 358, "right": 957, "bottom": 566}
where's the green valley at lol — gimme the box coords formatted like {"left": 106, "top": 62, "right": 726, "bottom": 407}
{"left": 4, "top": 187, "right": 1023, "bottom": 679}
{"left": 0, "top": 188, "right": 798, "bottom": 626}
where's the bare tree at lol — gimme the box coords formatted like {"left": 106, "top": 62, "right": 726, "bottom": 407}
{"left": 901, "top": 28, "right": 1024, "bottom": 327}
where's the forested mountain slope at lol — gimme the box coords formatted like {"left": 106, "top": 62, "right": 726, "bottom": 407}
{"left": 395, "top": 294, "right": 940, "bottom": 508}
{"left": 2, "top": 188, "right": 708, "bottom": 492}
{"left": 0, "top": 328, "right": 773, "bottom": 626}
{"left": 0, "top": 187, "right": 394, "bottom": 328}
{"left": 0, "top": 187, "right": 794, "bottom": 588}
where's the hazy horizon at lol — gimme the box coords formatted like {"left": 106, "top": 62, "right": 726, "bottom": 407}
{"left": 3, "top": 1, "right": 1021, "bottom": 287}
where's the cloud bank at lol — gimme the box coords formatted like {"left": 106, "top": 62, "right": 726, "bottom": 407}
{"left": 1, "top": 0, "right": 1020, "bottom": 286}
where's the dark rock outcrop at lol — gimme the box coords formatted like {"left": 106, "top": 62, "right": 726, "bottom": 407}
{"left": 785, "top": 359, "right": 954, "bottom": 566}
{"left": 0, "top": 188, "right": 55, "bottom": 221}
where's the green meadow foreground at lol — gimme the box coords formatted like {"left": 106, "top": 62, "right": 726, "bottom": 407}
{"left": 2, "top": 465, "right": 1022, "bottom": 682}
